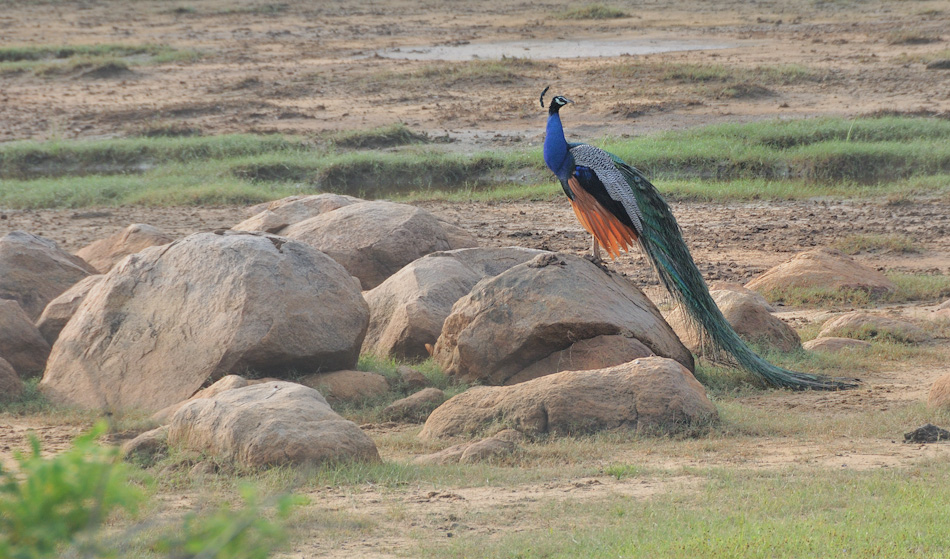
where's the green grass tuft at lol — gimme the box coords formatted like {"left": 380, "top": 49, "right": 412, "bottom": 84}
{"left": 554, "top": 3, "right": 630, "bottom": 19}
{"left": 0, "top": 43, "right": 202, "bottom": 76}
{"left": 328, "top": 123, "right": 431, "bottom": 150}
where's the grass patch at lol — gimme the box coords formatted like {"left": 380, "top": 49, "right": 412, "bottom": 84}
{"left": 554, "top": 3, "right": 629, "bottom": 19}
{"left": 831, "top": 233, "right": 921, "bottom": 255}
{"left": 887, "top": 29, "right": 943, "bottom": 45}
{"left": 328, "top": 123, "right": 431, "bottom": 150}
{"left": 431, "top": 463, "right": 950, "bottom": 558}
{"left": 3, "top": 116, "right": 950, "bottom": 208}
{"left": 0, "top": 43, "right": 201, "bottom": 76}
{"left": 0, "top": 378, "right": 52, "bottom": 415}
{"left": 756, "top": 272, "right": 950, "bottom": 308}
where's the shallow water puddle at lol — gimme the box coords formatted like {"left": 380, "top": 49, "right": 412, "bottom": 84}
{"left": 376, "top": 38, "right": 738, "bottom": 60}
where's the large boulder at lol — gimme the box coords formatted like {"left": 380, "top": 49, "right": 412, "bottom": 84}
{"left": 40, "top": 231, "right": 369, "bottom": 412}
{"left": 0, "top": 299, "right": 51, "bottom": 378}
{"left": 419, "top": 357, "right": 717, "bottom": 439}
{"left": 667, "top": 289, "right": 801, "bottom": 353}
{"left": 0, "top": 357, "right": 24, "bottom": 402}
{"left": 282, "top": 201, "right": 478, "bottom": 290}
{"left": 168, "top": 381, "right": 380, "bottom": 468}
{"left": 745, "top": 247, "right": 896, "bottom": 298}
{"left": 0, "top": 231, "right": 97, "bottom": 320}
{"left": 432, "top": 253, "right": 693, "bottom": 385}
{"left": 74, "top": 224, "right": 175, "bottom": 273}
{"left": 234, "top": 194, "right": 364, "bottom": 234}
{"left": 362, "top": 247, "right": 546, "bottom": 360}
{"left": 35, "top": 274, "right": 104, "bottom": 345}
{"left": 817, "top": 312, "right": 928, "bottom": 343}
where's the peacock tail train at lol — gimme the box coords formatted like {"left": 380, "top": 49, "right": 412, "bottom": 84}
{"left": 609, "top": 155, "right": 857, "bottom": 390}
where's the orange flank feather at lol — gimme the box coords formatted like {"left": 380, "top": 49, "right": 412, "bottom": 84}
{"left": 566, "top": 176, "right": 638, "bottom": 259}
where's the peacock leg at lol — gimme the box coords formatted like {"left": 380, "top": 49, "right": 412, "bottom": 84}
{"left": 590, "top": 236, "right": 602, "bottom": 263}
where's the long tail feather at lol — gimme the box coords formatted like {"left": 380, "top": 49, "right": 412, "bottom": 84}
{"left": 612, "top": 158, "right": 857, "bottom": 390}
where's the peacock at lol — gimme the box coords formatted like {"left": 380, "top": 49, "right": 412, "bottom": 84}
{"left": 540, "top": 87, "right": 856, "bottom": 390}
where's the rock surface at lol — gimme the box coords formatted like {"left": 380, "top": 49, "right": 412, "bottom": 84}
{"left": 40, "top": 231, "right": 369, "bottom": 412}
{"left": 74, "top": 223, "right": 174, "bottom": 273}
{"left": 0, "top": 357, "right": 23, "bottom": 402}
{"left": 0, "top": 231, "right": 97, "bottom": 320}
{"left": 0, "top": 299, "right": 51, "bottom": 378}
{"left": 297, "top": 370, "right": 390, "bottom": 404}
{"left": 413, "top": 430, "right": 522, "bottom": 465}
{"left": 396, "top": 365, "right": 431, "bottom": 390}
{"left": 668, "top": 289, "right": 801, "bottom": 353}
{"left": 362, "top": 247, "right": 545, "bottom": 360}
{"left": 382, "top": 387, "right": 446, "bottom": 422}
{"left": 928, "top": 374, "right": 950, "bottom": 409}
{"left": 433, "top": 253, "right": 693, "bottom": 385}
{"left": 35, "top": 274, "right": 104, "bottom": 345}
{"left": 745, "top": 247, "right": 896, "bottom": 298}
{"left": 802, "top": 336, "right": 872, "bottom": 353}
{"left": 151, "top": 375, "right": 250, "bottom": 424}
{"left": 419, "top": 357, "right": 717, "bottom": 439}
{"left": 817, "top": 312, "right": 928, "bottom": 343}
{"left": 121, "top": 426, "right": 169, "bottom": 463}
{"left": 234, "top": 194, "right": 364, "bottom": 234}
{"left": 903, "top": 423, "right": 950, "bottom": 443}
{"left": 282, "top": 201, "right": 478, "bottom": 290}
{"left": 168, "top": 382, "right": 380, "bottom": 467}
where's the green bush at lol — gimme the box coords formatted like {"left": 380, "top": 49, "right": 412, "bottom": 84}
{"left": 0, "top": 422, "right": 143, "bottom": 558}
{"left": 0, "top": 422, "right": 296, "bottom": 558}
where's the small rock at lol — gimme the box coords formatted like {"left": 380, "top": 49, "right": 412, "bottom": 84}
{"left": 818, "top": 312, "right": 928, "bottom": 343}
{"left": 74, "top": 223, "right": 174, "bottom": 273}
{"left": 459, "top": 437, "right": 516, "bottom": 464}
{"left": 297, "top": 370, "right": 390, "bottom": 404}
{"left": 168, "top": 382, "right": 380, "bottom": 468}
{"left": 903, "top": 423, "right": 950, "bottom": 443}
{"left": 0, "top": 357, "right": 24, "bottom": 402}
{"left": 668, "top": 289, "right": 800, "bottom": 353}
{"left": 397, "top": 365, "right": 432, "bottom": 390}
{"left": 412, "top": 431, "right": 521, "bottom": 465}
{"left": 189, "top": 461, "right": 218, "bottom": 477}
{"left": 802, "top": 337, "right": 872, "bottom": 353}
{"left": 928, "top": 374, "right": 950, "bottom": 409}
{"left": 382, "top": 387, "right": 446, "bottom": 422}
{"left": 121, "top": 426, "right": 169, "bottom": 464}
{"left": 746, "top": 247, "right": 896, "bottom": 299}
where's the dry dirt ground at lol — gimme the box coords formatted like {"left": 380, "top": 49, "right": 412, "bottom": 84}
{"left": 2, "top": 0, "right": 950, "bottom": 557}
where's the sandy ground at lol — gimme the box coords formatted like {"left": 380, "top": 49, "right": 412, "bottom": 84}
{"left": 2, "top": 0, "right": 950, "bottom": 556}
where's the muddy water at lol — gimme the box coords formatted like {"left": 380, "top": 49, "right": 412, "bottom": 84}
{"left": 376, "top": 38, "right": 740, "bottom": 61}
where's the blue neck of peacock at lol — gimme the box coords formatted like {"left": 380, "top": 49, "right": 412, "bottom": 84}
{"left": 543, "top": 112, "right": 573, "bottom": 183}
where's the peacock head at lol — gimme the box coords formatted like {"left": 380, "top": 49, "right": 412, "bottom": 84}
{"left": 540, "top": 86, "right": 572, "bottom": 115}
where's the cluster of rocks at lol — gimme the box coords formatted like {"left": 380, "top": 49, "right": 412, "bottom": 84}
{"left": 2, "top": 194, "right": 947, "bottom": 469}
